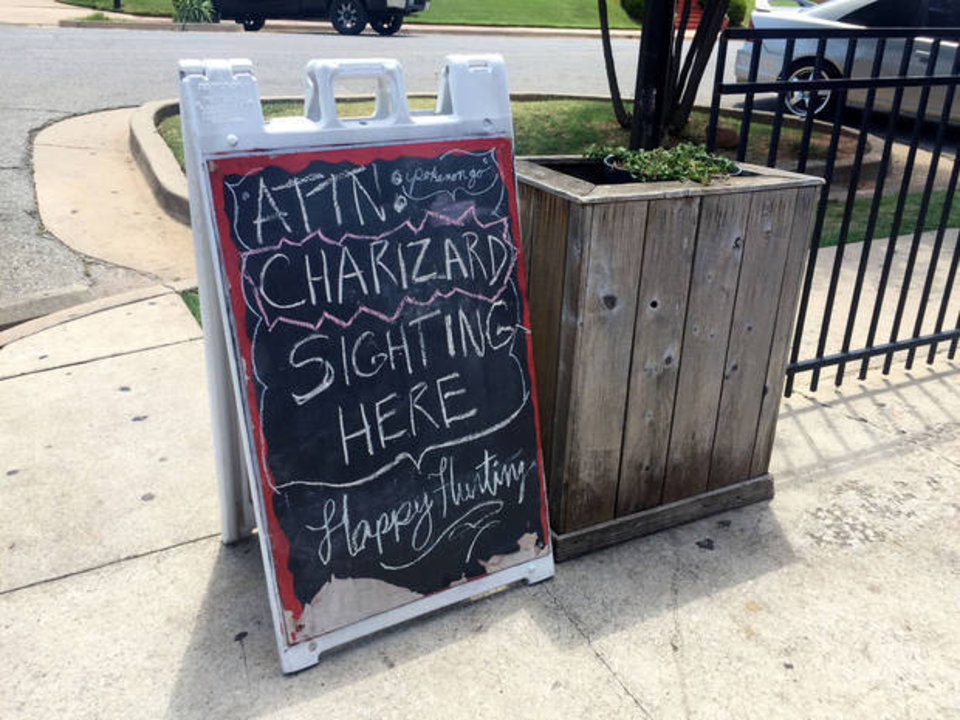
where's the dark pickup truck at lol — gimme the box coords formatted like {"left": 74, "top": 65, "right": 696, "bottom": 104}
{"left": 214, "top": 0, "right": 430, "bottom": 35}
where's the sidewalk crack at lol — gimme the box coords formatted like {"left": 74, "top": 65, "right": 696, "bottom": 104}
{"left": 668, "top": 534, "right": 693, "bottom": 720}
{"left": 0, "top": 532, "right": 220, "bottom": 597}
{"left": 543, "top": 584, "right": 654, "bottom": 720}
{"left": 0, "top": 337, "right": 202, "bottom": 382}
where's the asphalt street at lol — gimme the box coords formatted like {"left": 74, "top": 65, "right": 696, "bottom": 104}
{"left": 0, "top": 24, "right": 738, "bottom": 326}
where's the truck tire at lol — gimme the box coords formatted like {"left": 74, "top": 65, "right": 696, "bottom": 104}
{"left": 370, "top": 11, "right": 403, "bottom": 36}
{"left": 240, "top": 14, "right": 265, "bottom": 31}
{"left": 331, "top": 0, "right": 367, "bottom": 35}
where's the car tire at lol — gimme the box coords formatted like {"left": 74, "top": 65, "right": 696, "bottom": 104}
{"left": 781, "top": 58, "right": 840, "bottom": 119}
{"left": 370, "top": 11, "right": 403, "bottom": 36}
{"left": 240, "top": 14, "right": 265, "bottom": 31}
{"left": 331, "top": 0, "right": 368, "bottom": 35}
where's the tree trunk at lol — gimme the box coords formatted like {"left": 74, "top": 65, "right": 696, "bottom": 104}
{"left": 630, "top": 0, "right": 677, "bottom": 149}
{"left": 667, "top": 0, "right": 730, "bottom": 136}
{"left": 598, "top": 0, "right": 632, "bottom": 129}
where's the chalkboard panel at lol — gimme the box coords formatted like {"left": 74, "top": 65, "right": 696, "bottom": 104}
{"left": 207, "top": 138, "right": 550, "bottom": 644}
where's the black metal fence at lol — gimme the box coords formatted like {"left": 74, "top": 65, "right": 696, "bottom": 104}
{"left": 707, "top": 27, "right": 960, "bottom": 394}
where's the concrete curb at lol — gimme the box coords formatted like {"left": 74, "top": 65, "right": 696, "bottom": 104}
{"left": 59, "top": 19, "right": 240, "bottom": 31}
{"left": 267, "top": 20, "right": 645, "bottom": 39}
{"left": 713, "top": 107, "right": 885, "bottom": 193}
{"left": 0, "top": 283, "right": 97, "bottom": 332}
{"left": 0, "top": 280, "right": 197, "bottom": 349}
{"left": 55, "top": 15, "right": 647, "bottom": 39}
{"left": 130, "top": 94, "right": 884, "bottom": 228}
{"left": 129, "top": 99, "right": 191, "bottom": 226}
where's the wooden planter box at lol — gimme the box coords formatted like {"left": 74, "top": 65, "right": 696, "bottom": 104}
{"left": 516, "top": 159, "right": 821, "bottom": 561}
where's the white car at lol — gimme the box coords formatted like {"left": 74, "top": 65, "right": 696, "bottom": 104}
{"left": 734, "top": 0, "right": 960, "bottom": 121}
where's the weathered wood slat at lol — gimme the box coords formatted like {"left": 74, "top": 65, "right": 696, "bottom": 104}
{"left": 518, "top": 181, "right": 537, "bottom": 280}
{"left": 616, "top": 196, "right": 700, "bottom": 515}
{"left": 561, "top": 200, "right": 649, "bottom": 530}
{"left": 525, "top": 189, "right": 571, "bottom": 485}
{"left": 750, "top": 185, "right": 819, "bottom": 475}
{"left": 553, "top": 474, "right": 774, "bottom": 562}
{"left": 708, "top": 189, "right": 798, "bottom": 489}
{"left": 662, "top": 192, "right": 751, "bottom": 504}
{"left": 546, "top": 202, "right": 588, "bottom": 528}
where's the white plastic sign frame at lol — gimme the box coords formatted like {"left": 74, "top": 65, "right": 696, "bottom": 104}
{"left": 179, "top": 55, "right": 554, "bottom": 674}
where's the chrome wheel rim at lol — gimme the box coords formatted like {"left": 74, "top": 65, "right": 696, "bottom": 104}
{"left": 784, "top": 67, "right": 832, "bottom": 118}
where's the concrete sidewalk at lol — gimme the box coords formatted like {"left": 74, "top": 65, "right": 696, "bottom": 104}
{"left": 1, "top": 287, "right": 959, "bottom": 718}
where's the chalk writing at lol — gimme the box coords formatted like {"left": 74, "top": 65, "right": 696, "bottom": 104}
{"left": 240, "top": 206, "right": 515, "bottom": 331}
{"left": 209, "top": 138, "right": 547, "bottom": 625}
{"left": 398, "top": 149, "right": 500, "bottom": 201}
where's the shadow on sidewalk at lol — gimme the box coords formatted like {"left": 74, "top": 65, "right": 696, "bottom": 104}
{"left": 161, "top": 362, "right": 959, "bottom": 717}
{"left": 773, "top": 360, "right": 960, "bottom": 487}
{"left": 162, "top": 504, "right": 794, "bottom": 718}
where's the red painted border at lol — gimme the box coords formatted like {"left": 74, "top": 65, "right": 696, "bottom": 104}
{"left": 206, "top": 137, "right": 550, "bottom": 642}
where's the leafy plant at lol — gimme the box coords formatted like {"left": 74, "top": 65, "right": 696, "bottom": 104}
{"left": 172, "top": 0, "right": 213, "bottom": 23}
{"left": 727, "top": 0, "right": 748, "bottom": 25}
{"left": 586, "top": 143, "right": 738, "bottom": 184}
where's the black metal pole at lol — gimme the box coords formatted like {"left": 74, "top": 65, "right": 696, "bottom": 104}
{"left": 630, "top": 0, "right": 676, "bottom": 150}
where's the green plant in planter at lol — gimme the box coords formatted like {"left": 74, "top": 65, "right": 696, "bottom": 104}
{"left": 172, "top": 0, "right": 214, "bottom": 22}
{"left": 586, "top": 142, "right": 738, "bottom": 184}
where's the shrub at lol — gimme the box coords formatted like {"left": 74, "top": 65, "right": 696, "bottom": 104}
{"left": 727, "top": 0, "right": 748, "bottom": 26}
{"left": 172, "top": 0, "right": 214, "bottom": 23}
{"left": 586, "top": 143, "right": 738, "bottom": 184}
{"left": 620, "top": 0, "right": 644, "bottom": 23}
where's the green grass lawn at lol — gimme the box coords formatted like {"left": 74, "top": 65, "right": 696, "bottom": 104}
{"left": 407, "top": 0, "right": 636, "bottom": 28}
{"left": 158, "top": 98, "right": 812, "bottom": 168}
{"left": 159, "top": 97, "right": 644, "bottom": 168}
{"left": 180, "top": 290, "right": 202, "bottom": 324}
{"left": 60, "top": 0, "right": 171, "bottom": 16}
{"left": 820, "top": 188, "right": 960, "bottom": 248}
{"left": 159, "top": 97, "right": 954, "bottom": 247}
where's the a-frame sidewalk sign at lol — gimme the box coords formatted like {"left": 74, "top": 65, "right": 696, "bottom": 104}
{"left": 178, "top": 55, "right": 554, "bottom": 673}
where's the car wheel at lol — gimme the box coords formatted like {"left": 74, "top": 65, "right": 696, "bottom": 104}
{"left": 782, "top": 59, "right": 840, "bottom": 119}
{"left": 331, "top": 0, "right": 368, "bottom": 35}
{"left": 241, "top": 14, "right": 265, "bottom": 31}
{"left": 370, "top": 11, "right": 403, "bottom": 36}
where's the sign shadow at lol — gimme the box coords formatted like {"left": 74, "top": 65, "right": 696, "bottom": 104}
{"left": 163, "top": 501, "right": 794, "bottom": 719}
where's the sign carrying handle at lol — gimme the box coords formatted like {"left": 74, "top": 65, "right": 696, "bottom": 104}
{"left": 304, "top": 59, "right": 412, "bottom": 129}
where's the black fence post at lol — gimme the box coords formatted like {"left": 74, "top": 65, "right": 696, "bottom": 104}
{"left": 710, "top": 25, "right": 960, "bottom": 392}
